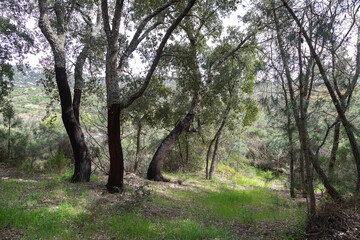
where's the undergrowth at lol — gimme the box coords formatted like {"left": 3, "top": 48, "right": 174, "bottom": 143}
{"left": 0, "top": 165, "right": 306, "bottom": 239}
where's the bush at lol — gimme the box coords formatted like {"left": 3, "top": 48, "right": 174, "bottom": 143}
{"left": 44, "top": 153, "right": 70, "bottom": 173}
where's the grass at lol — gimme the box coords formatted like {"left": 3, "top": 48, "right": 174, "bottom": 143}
{"left": 0, "top": 164, "right": 306, "bottom": 239}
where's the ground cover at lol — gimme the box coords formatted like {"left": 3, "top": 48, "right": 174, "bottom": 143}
{"left": 0, "top": 163, "right": 306, "bottom": 239}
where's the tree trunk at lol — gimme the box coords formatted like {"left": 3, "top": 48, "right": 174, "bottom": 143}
{"left": 298, "top": 117, "right": 316, "bottom": 214}
{"left": 70, "top": 66, "right": 92, "bottom": 182}
{"left": 206, "top": 90, "right": 232, "bottom": 180}
{"left": 55, "top": 67, "right": 91, "bottom": 182}
{"left": 7, "top": 121, "right": 10, "bottom": 160}
{"left": 281, "top": 0, "right": 360, "bottom": 194}
{"left": 147, "top": 112, "right": 195, "bottom": 181}
{"left": 328, "top": 121, "right": 340, "bottom": 179}
{"left": 206, "top": 137, "right": 214, "bottom": 179}
{"left": 287, "top": 126, "right": 296, "bottom": 198}
{"left": 38, "top": 0, "right": 92, "bottom": 183}
{"left": 133, "top": 121, "right": 142, "bottom": 173}
{"left": 283, "top": 80, "right": 296, "bottom": 198}
{"left": 185, "top": 133, "right": 189, "bottom": 167}
{"left": 73, "top": 89, "right": 82, "bottom": 124}
{"left": 209, "top": 134, "right": 220, "bottom": 180}
{"left": 299, "top": 150, "right": 306, "bottom": 196}
{"left": 272, "top": 4, "right": 344, "bottom": 213}
{"left": 178, "top": 137, "right": 184, "bottom": 164}
{"left": 106, "top": 104, "right": 124, "bottom": 193}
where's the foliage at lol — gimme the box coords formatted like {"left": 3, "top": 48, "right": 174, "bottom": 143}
{"left": 0, "top": 1, "right": 34, "bottom": 103}
{"left": 44, "top": 153, "right": 70, "bottom": 173}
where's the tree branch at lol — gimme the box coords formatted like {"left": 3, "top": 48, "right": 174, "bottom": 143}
{"left": 121, "top": 0, "right": 197, "bottom": 109}
{"left": 117, "top": 0, "right": 178, "bottom": 72}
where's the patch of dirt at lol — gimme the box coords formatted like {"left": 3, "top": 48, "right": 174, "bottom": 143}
{"left": 224, "top": 220, "right": 302, "bottom": 240}
{"left": 0, "top": 163, "right": 27, "bottom": 179}
{"left": 0, "top": 226, "right": 24, "bottom": 240}
{"left": 142, "top": 205, "right": 183, "bottom": 219}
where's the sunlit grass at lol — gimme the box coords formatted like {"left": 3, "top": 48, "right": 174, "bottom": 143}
{"left": 152, "top": 184, "right": 299, "bottom": 225}
{"left": 0, "top": 165, "right": 306, "bottom": 239}
{"left": 198, "top": 188, "right": 296, "bottom": 223}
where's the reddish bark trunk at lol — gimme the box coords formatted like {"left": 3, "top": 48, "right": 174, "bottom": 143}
{"left": 106, "top": 104, "right": 124, "bottom": 193}
{"left": 55, "top": 67, "right": 91, "bottom": 182}
{"left": 147, "top": 112, "right": 195, "bottom": 181}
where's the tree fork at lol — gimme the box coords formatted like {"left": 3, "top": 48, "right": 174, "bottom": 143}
{"left": 55, "top": 67, "right": 91, "bottom": 182}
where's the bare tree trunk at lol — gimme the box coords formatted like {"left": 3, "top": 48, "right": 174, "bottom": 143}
{"left": 185, "top": 133, "right": 189, "bottom": 167}
{"left": 287, "top": 125, "right": 296, "bottom": 198}
{"left": 281, "top": 0, "right": 360, "bottom": 194}
{"left": 272, "top": 4, "right": 344, "bottom": 214}
{"left": 209, "top": 134, "right": 220, "bottom": 180}
{"left": 133, "top": 121, "right": 142, "bottom": 172}
{"left": 71, "top": 87, "right": 92, "bottom": 182}
{"left": 299, "top": 150, "right": 305, "bottom": 194}
{"left": 73, "top": 89, "right": 82, "bottom": 123}
{"left": 283, "top": 86, "right": 296, "bottom": 197}
{"left": 206, "top": 137, "right": 214, "bottom": 179}
{"left": 328, "top": 121, "right": 340, "bottom": 179}
{"left": 147, "top": 112, "right": 195, "bottom": 181}
{"left": 298, "top": 118, "right": 316, "bottom": 214}
{"left": 207, "top": 96, "right": 231, "bottom": 180}
{"left": 178, "top": 138, "right": 184, "bottom": 164}
{"left": 7, "top": 121, "right": 10, "bottom": 160}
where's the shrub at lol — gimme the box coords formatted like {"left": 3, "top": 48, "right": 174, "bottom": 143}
{"left": 44, "top": 153, "right": 70, "bottom": 172}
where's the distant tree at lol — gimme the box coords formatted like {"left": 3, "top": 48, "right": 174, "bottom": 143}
{"left": 204, "top": 35, "right": 259, "bottom": 179}
{"left": 1, "top": 100, "right": 21, "bottom": 161}
{"left": 0, "top": 1, "right": 34, "bottom": 104}
{"left": 2, "top": 100, "right": 14, "bottom": 160}
{"left": 124, "top": 76, "right": 170, "bottom": 173}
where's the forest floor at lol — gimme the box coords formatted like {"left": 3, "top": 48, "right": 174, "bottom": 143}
{"left": 0, "top": 163, "right": 308, "bottom": 240}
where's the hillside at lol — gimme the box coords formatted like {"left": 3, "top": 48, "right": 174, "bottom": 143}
{"left": 12, "top": 67, "right": 44, "bottom": 88}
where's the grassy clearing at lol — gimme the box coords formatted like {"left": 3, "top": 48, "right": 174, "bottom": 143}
{"left": 0, "top": 164, "right": 306, "bottom": 239}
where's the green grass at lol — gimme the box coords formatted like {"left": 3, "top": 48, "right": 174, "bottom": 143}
{"left": 100, "top": 213, "right": 233, "bottom": 240}
{"left": 0, "top": 166, "right": 306, "bottom": 239}
{"left": 151, "top": 184, "right": 299, "bottom": 225}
